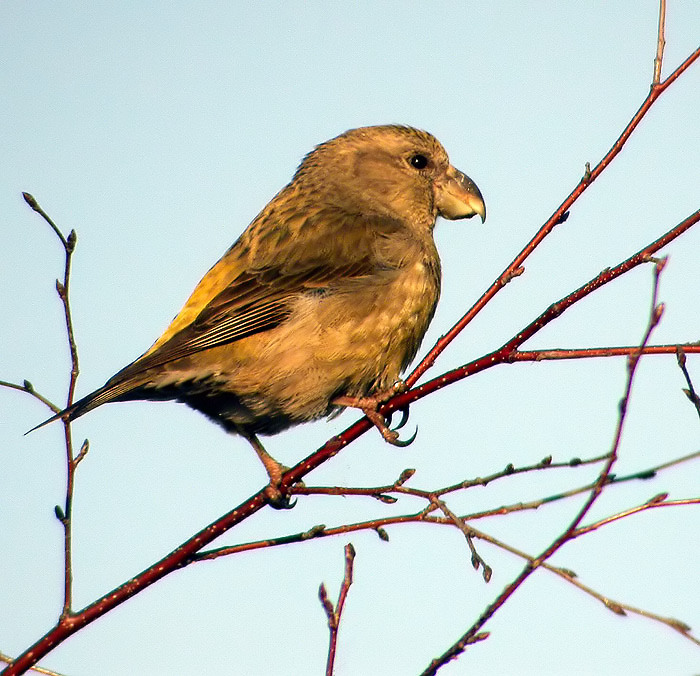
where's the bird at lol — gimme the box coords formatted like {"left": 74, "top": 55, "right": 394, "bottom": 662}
{"left": 33, "top": 125, "right": 485, "bottom": 493}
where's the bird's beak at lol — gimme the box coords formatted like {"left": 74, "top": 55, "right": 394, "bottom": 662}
{"left": 434, "top": 165, "right": 486, "bottom": 222}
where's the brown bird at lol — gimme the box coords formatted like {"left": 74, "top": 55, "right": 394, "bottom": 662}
{"left": 35, "top": 125, "right": 485, "bottom": 489}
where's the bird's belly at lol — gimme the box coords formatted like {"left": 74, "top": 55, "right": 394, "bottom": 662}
{"left": 169, "top": 265, "right": 439, "bottom": 435}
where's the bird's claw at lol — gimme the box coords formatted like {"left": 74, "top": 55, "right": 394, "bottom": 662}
{"left": 332, "top": 393, "right": 416, "bottom": 447}
{"left": 361, "top": 406, "right": 418, "bottom": 447}
{"left": 264, "top": 485, "right": 296, "bottom": 510}
{"left": 382, "top": 425, "right": 418, "bottom": 447}
{"left": 389, "top": 405, "right": 410, "bottom": 432}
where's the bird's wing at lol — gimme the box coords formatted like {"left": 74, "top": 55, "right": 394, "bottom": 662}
{"left": 28, "top": 254, "right": 383, "bottom": 431}
{"left": 115, "top": 206, "right": 405, "bottom": 379}
{"left": 122, "top": 257, "right": 378, "bottom": 376}
{"left": 27, "top": 208, "right": 405, "bottom": 430}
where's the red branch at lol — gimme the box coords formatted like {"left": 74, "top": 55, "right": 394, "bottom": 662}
{"left": 406, "top": 44, "right": 700, "bottom": 387}
{"left": 419, "top": 256, "right": 668, "bottom": 675}
{"left": 513, "top": 345, "right": 700, "bottom": 361}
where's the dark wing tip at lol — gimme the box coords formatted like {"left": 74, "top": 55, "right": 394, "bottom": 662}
{"left": 25, "top": 410, "right": 65, "bottom": 435}
{"left": 25, "top": 384, "right": 115, "bottom": 435}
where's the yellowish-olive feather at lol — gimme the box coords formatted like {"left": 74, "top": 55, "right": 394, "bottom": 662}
{"left": 32, "top": 125, "right": 485, "bottom": 445}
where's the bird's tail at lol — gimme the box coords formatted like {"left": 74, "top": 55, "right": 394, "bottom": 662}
{"left": 26, "top": 379, "right": 134, "bottom": 434}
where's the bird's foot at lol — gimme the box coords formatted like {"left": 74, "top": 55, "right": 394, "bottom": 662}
{"left": 242, "top": 432, "right": 295, "bottom": 509}
{"left": 333, "top": 382, "right": 417, "bottom": 447}
{"left": 262, "top": 482, "right": 295, "bottom": 510}
{"left": 261, "top": 461, "right": 296, "bottom": 510}
{"left": 375, "top": 379, "right": 409, "bottom": 402}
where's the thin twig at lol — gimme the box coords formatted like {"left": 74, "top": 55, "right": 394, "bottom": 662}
{"left": 21, "top": 194, "right": 82, "bottom": 617}
{"left": 513, "top": 343, "right": 700, "bottom": 361}
{"left": 463, "top": 522, "right": 699, "bottom": 646}
{"left": 193, "top": 450, "right": 699, "bottom": 561}
{"left": 0, "top": 380, "right": 60, "bottom": 414}
{"left": 0, "top": 655, "right": 67, "bottom": 676}
{"left": 21, "top": 193, "right": 68, "bottom": 249}
{"left": 573, "top": 496, "right": 700, "bottom": 537}
{"left": 432, "top": 497, "right": 492, "bottom": 582}
{"left": 676, "top": 348, "right": 700, "bottom": 419}
{"left": 406, "top": 42, "right": 700, "bottom": 388}
{"left": 560, "top": 573, "right": 699, "bottom": 647}
{"left": 293, "top": 453, "right": 613, "bottom": 502}
{"left": 420, "top": 259, "right": 667, "bottom": 675}
{"left": 319, "top": 544, "right": 356, "bottom": 676}
{"left": 653, "top": 0, "right": 666, "bottom": 85}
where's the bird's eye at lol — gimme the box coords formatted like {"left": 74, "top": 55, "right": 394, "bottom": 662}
{"left": 409, "top": 153, "right": 429, "bottom": 170}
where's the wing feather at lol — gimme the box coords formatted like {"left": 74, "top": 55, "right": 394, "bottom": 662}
{"left": 107, "top": 257, "right": 379, "bottom": 384}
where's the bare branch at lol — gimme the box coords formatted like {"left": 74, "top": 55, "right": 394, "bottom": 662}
{"left": 319, "top": 544, "right": 356, "bottom": 676}
{"left": 513, "top": 343, "right": 700, "bottom": 361}
{"left": 0, "top": 380, "right": 60, "bottom": 414}
{"left": 192, "top": 450, "right": 699, "bottom": 562}
{"left": 464, "top": 523, "right": 700, "bottom": 647}
{"left": 420, "top": 254, "right": 667, "bottom": 675}
{"left": 0, "top": 654, "right": 68, "bottom": 676}
{"left": 20, "top": 194, "right": 85, "bottom": 618}
{"left": 676, "top": 348, "right": 700, "bottom": 419}
{"left": 573, "top": 496, "right": 700, "bottom": 537}
{"left": 653, "top": 0, "right": 667, "bottom": 85}
{"left": 432, "top": 497, "right": 492, "bottom": 583}
{"left": 406, "top": 44, "right": 700, "bottom": 388}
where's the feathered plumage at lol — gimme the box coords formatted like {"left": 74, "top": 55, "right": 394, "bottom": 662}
{"left": 33, "top": 125, "right": 485, "bottom": 479}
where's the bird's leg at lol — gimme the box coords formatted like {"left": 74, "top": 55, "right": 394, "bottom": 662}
{"left": 333, "top": 381, "right": 416, "bottom": 447}
{"left": 239, "top": 430, "right": 293, "bottom": 508}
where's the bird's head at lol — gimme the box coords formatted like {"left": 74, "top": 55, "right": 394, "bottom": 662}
{"left": 294, "top": 125, "right": 486, "bottom": 229}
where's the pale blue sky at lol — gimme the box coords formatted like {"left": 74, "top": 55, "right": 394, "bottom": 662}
{"left": 1, "top": 2, "right": 699, "bottom": 674}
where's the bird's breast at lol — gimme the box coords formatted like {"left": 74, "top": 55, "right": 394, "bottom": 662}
{"left": 195, "top": 250, "right": 440, "bottom": 433}
{"left": 275, "top": 253, "right": 441, "bottom": 395}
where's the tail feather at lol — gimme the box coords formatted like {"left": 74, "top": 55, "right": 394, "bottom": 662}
{"left": 26, "top": 380, "right": 133, "bottom": 434}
